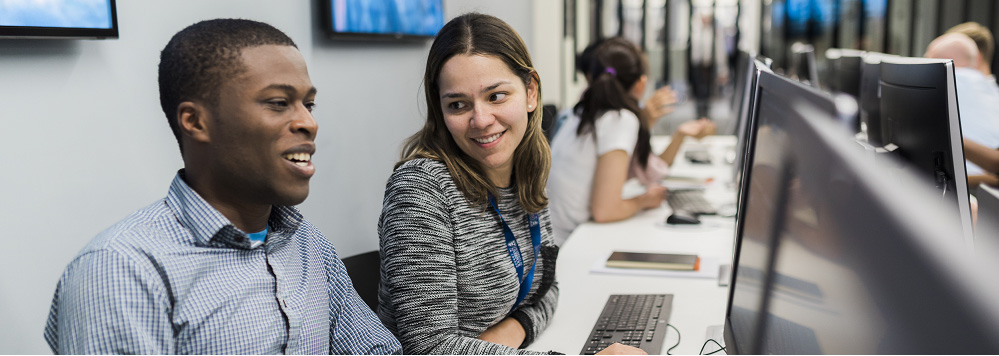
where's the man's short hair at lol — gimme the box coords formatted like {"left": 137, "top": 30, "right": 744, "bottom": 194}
{"left": 158, "top": 19, "right": 297, "bottom": 152}
{"left": 947, "top": 22, "right": 995, "bottom": 66}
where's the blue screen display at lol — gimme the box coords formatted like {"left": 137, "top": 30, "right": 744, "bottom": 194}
{"left": 0, "top": 0, "right": 113, "bottom": 29}
{"left": 331, "top": 0, "right": 443, "bottom": 37}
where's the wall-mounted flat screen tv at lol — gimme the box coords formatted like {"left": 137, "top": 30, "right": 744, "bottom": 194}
{"left": 321, "top": 0, "right": 444, "bottom": 40}
{"left": 0, "top": 0, "right": 118, "bottom": 39}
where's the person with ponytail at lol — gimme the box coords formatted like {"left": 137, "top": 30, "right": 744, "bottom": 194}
{"left": 548, "top": 37, "right": 713, "bottom": 246}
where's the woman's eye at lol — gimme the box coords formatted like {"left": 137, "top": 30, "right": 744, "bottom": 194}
{"left": 448, "top": 101, "right": 467, "bottom": 110}
{"left": 267, "top": 99, "right": 289, "bottom": 108}
{"left": 489, "top": 93, "right": 508, "bottom": 102}
{"left": 305, "top": 102, "right": 316, "bottom": 112}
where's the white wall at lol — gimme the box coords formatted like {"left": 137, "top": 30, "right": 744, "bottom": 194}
{"left": 532, "top": 0, "right": 564, "bottom": 108}
{"left": 0, "top": 0, "right": 535, "bottom": 353}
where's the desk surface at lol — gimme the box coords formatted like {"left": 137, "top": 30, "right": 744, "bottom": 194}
{"left": 531, "top": 135, "right": 738, "bottom": 355}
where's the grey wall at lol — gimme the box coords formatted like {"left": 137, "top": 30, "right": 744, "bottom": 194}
{"left": 0, "top": 0, "right": 533, "bottom": 353}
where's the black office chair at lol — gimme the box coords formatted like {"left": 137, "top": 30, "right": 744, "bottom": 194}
{"left": 341, "top": 250, "right": 381, "bottom": 312}
{"left": 542, "top": 104, "right": 558, "bottom": 141}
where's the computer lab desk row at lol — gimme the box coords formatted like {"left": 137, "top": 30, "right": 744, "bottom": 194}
{"left": 531, "top": 135, "right": 738, "bottom": 355}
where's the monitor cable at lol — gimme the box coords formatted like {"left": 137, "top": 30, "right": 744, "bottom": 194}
{"left": 699, "top": 338, "right": 727, "bottom": 355}
{"left": 666, "top": 323, "right": 681, "bottom": 355}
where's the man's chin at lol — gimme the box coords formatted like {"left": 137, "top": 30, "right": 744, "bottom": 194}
{"left": 273, "top": 188, "right": 310, "bottom": 207}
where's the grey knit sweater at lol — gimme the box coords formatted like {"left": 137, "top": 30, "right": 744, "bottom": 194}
{"left": 377, "top": 158, "right": 560, "bottom": 355}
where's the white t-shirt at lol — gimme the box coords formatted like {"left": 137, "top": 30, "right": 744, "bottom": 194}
{"left": 548, "top": 109, "right": 640, "bottom": 246}
{"left": 955, "top": 67, "right": 999, "bottom": 175}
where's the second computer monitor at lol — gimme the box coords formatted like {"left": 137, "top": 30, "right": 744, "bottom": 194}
{"left": 788, "top": 42, "right": 819, "bottom": 88}
{"left": 824, "top": 48, "right": 863, "bottom": 99}
{"left": 879, "top": 56, "right": 974, "bottom": 247}
{"left": 859, "top": 53, "right": 888, "bottom": 146}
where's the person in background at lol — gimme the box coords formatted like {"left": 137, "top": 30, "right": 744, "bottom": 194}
{"left": 549, "top": 39, "right": 701, "bottom": 140}
{"left": 947, "top": 22, "right": 999, "bottom": 85}
{"left": 376, "top": 12, "right": 642, "bottom": 355}
{"left": 43, "top": 19, "right": 400, "bottom": 354}
{"left": 925, "top": 32, "right": 999, "bottom": 187}
{"left": 689, "top": 4, "right": 728, "bottom": 121}
{"left": 547, "top": 38, "right": 713, "bottom": 246}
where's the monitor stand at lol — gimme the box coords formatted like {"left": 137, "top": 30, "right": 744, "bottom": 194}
{"left": 718, "top": 264, "right": 731, "bottom": 286}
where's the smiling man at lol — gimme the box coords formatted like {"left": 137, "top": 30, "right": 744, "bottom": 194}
{"left": 43, "top": 19, "right": 400, "bottom": 354}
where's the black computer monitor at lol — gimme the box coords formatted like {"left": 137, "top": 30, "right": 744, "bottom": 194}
{"left": 728, "top": 50, "right": 753, "bottom": 128}
{"left": 859, "top": 52, "right": 889, "bottom": 146}
{"left": 788, "top": 43, "right": 819, "bottom": 88}
{"left": 879, "top": 56, "right": 975, "bottom": 247}
{"left": 723, "top": 57, "right": 784, "bottom": 355}
{"left": 732, "top": 57, "right": 773, "bottom": 197}
{"left": 824, "top": 48, "right": 863, "bottom": 98}
{"left": 825, "top": 48, "right": 864, "bottom": 133}
{"left": 977, "top": 185, "right": 999, "bottom": 250}
{"left": 726, "top": 69, "right": 999, "bottom": 354}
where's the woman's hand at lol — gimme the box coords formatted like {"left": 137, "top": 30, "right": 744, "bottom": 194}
{"left": 596, "top": 343, "right": 649, "bottom": 355}
{"left": 477, "top": 317, "right": 526, "bottom": 348}
{"left": 644, "top": 87, "right": 679, "bottom": 127}
{"left": 676, "top": 118, "right": 716, "bottom": 139}
{"left": 640, "top": 184, "right": 668, "bottom": 210}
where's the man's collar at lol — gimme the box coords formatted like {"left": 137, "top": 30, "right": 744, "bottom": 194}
{"left": 166, "top": 170, "right": 304, "bottom": 247}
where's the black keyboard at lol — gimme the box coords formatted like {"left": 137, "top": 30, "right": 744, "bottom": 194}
{"left": 580, "top": 294, "right": 674, "bottom": 355}
{"left": 667, "top": 189, "right": 717, "bottom": 215}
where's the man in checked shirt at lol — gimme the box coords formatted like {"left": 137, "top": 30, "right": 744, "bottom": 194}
{"left": 43, "top": 19, "right": 401, "bottom": 354}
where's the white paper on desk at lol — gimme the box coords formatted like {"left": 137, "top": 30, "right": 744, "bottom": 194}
{"left": 590, "top": 251, "right": 720, "bottom": 279}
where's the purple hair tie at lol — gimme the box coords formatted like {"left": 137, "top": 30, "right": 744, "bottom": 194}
{"left": 605, "top": 67, "right": 617, "bottom": 76}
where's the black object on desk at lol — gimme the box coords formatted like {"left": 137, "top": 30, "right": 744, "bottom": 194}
{"left": 685, "top": 149, "right": 712, "bottom": 164}
{"left": 666, "top": 210, "right": 701, "bottom": 225}
{"left": 581, "top": 294, "right": 674, "bottom": 355}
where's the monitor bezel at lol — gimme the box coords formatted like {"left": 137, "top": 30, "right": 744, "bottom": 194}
{"left": 723, "top": 60, "right": 778, "bottom": 355}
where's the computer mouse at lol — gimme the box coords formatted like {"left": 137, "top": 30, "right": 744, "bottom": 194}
{"left": 667, "top": 210, "right": 701, "bottom": 225}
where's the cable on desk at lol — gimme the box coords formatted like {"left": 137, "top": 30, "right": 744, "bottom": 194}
{"left": 700, "top": 338, "right": 726, "bottom": 355}
{"left": 666, "top": 324, "right": 681, "bottom": 355}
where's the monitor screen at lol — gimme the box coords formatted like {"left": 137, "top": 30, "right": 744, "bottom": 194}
{"left": 0, "top": 0, "right": 117, "bottom": 38}
{"left": 731, "top": 70, "right": 999, "bottom": 354}
{"left": 322, "top": 0, "right": 444, "bottom": 40}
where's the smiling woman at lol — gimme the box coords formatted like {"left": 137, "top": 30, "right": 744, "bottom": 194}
{"left": 375, "top": 12, "right": 640, "bottom": 356}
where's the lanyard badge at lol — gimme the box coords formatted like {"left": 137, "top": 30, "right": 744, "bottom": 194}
{"left": 489, "top": 195, "right": 542, "bottom": 313}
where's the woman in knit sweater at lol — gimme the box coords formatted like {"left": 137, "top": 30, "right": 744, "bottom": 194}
{"left": 376, "top": 13, "right": 641, "bottom": 355}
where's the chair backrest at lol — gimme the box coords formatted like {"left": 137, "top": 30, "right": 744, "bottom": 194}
{"left": 341, "top": 250, "right": 381, "bottom": 312}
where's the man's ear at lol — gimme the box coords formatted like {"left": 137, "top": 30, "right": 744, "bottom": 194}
{"left": 177, "top": 101, "right": 211, "bottom": 144}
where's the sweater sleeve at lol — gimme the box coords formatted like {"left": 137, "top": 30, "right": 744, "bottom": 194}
{"left": 510, "top": 245, "right": 560, "bottom": 348}
{"left": 378, "top": 163, "right": 555, "bottom": 355}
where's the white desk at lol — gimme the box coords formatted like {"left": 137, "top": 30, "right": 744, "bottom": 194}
{"left": 531, "top": 135, "right": 738, "bottom": 355}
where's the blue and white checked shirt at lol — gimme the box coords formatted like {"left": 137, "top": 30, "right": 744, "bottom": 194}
{"left": 44, "top": 172, "right": 401, "bottom": 354}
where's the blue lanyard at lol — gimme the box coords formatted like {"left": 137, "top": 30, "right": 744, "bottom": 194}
{"left": 488, "top": 195, "right": 541, "bottom": 313}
